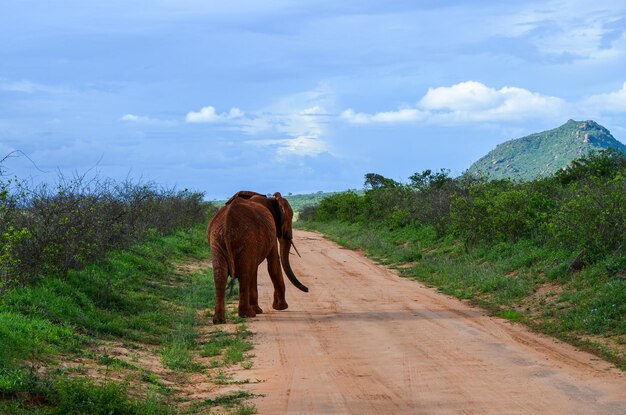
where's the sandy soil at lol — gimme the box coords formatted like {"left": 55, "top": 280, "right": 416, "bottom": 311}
{"left": 240, "top": 230, "right": 626, "bottom": 414}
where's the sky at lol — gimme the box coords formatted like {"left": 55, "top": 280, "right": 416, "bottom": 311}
{"left": 2, "top": 0, "right": 626, "bottom": 199}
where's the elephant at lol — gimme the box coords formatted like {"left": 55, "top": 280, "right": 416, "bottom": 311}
{"left": 207, "top": 190, "right": 309, "bottom": 324}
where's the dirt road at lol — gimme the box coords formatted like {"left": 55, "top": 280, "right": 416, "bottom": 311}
{"left": 241, "top": 230, "right": 626, "bottom": 414}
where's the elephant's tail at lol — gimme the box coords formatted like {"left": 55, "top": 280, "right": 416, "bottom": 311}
{"left": 224, "top": 238, "right": 236, "bottom": 282}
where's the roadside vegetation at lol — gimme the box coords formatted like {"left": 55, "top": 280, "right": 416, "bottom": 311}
{"left": 299, "top": 150, "right": 626, "bottom": 369}
{"left": 0, "top": 169, "right": 256, "bottom": 413}
{"left": 284, "top": 191, "right": 351, "bottom": 212}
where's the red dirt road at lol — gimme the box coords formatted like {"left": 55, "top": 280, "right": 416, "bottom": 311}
{"left": 242, "top": 230, "right": 626, "bottom": 414}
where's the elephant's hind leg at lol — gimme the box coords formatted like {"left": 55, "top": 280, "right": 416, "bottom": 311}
{"left": 250, "top": 269, "right": 263, "bottom": 314}
{"left": 212, "top": 261, "right": 228, "bottom": 324}
{"left": 267, "top": 247, "right": 288, "bottom": 310}
{"left": 237, "top": 265, "right": 258, "bottom": 318}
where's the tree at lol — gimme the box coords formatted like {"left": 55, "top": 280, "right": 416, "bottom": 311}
{"left": 408, "top": 168, "right": 452, "bottom": 191}
{"left": 364, "top": 173, "right": 399, "bottom": 189}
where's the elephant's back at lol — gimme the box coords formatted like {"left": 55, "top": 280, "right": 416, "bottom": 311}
{"left": 209, "top": 198, "right": 276, "bottom": 253}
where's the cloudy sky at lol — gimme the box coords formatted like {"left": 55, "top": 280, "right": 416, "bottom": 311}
{"left": 2, "top": 0, "right": 626, "bottom": 199}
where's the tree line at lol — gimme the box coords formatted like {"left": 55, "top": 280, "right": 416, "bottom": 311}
{"left": 301, "top": 150, "right": 626, "bottom": 268}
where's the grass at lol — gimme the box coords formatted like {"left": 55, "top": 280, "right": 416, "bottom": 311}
{"left": 159, "top": 268, "right": 215, "bottom": 373}
{"left": 140, "top": 370, "right": 171, "bottom": 392}
{"left": 223, "top": 338, "right": 254, "bottom": 365}
{"left": 232, "top": 403, "right": 258, "bottom": 415}
{"left": 498, "top": 310, "right": 524, "bottom": 322}
{"left": 160, "top": 340, "right": 200, "bottom": 372}
{"left": 300, "top": 219, "right": 626, "bottom": 369}
{"left": 0, "top": 222, "right": 262, "bottom": 413}
{"left": 199, "top": 324, "right": 253, "bottom": 368}
{"left": 0, "top": 375, "right": 175, "bottom": 415}
{"left": 96, "top": 354, "right": 139, "bottom": 371}
{"left": 203, "top": 390, "right": 255, "bottom": 407}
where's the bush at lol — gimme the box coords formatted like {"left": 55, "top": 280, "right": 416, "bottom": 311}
{"left": 450, "top": 181, "right": 554, "bottom": 244}
{"left": 298, "top": 205, "right": 317, "bottom": 222}
{"left": 0, "top": 173, "right": 207, "bottom": 289}
{"left": 315, "top": 191, "right": 365, "bottom": 222}
{"left": 303, "top": 151, "right": 626, "bottom": 266}
{"left": 550, "top": 175, "right": 626, "bottom": 260}
{"left": 555, "top": 148, "right": 626, "bottom": 185}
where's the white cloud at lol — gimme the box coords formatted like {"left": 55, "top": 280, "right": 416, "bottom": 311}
{"left": 240, "top": 86, "right": 334, "bottom": 137}
{"left": 299, "top": 105, "right": 328, "bottom": 115}
{"left": 584, "top": 82, "right": 626, "bottom": 113}
{"left": 121, "top": 114, "right": 148, "bottom": 122}
{"left": 246, "top": 136, "right": 328, "bottom": 157}
{"left": 185, "top": 105, "right": 244, "bottom": 123}
{"left": 120, "top": 113, "right": 175, "bottom": 125}
{"left": 341, "top": 108, "right": 425, "bottom": 124}
{"left": 236, "top": 87, "right": 334, "bottom": 159}
{"left": 343, "top": 81, "right": 566, "bottom": 125}
{"left": 494, "top": 0, "right": 626, "bottom": 61}
{"left": 277, "top": 135, "right": 328, "bottom": 156}
{"left": 419, "top": 81, "right": 566, "bottom": 122}
{"left": 419, "top": 81, "right": 503, "bottom": 112}
{"left": 186, "top": 86, "right": 333, "bottom": 160}
{"left": 279, "top": 105, "right": 330, "bottom": 138}
{"left": 491, "top": 1, "right": 626, "bottom": 61}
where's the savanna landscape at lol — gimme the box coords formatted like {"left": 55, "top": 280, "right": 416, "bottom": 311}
{"left": 2, "top": 144, "right": 626, "bottom": 414}
{"left": 3, "top": 2, "right": 626, "bottom": 414}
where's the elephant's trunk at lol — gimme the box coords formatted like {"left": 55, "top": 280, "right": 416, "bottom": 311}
{"left": 280, "top": 238, "right": 309, "bottom": 293}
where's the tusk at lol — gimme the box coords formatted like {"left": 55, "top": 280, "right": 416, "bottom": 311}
{"left": 290, "top": 240, "right": 302, "bottom": 258}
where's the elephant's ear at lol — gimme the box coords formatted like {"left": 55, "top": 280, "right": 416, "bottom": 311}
{"left": 225, "top": 190, "right": 265, "bottom": 205}
{"left": 268, "top": 196, "right": 285, "bottom": 239}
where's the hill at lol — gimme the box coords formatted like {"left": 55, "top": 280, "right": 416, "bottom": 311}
{"left": 285, "top": 191, "right": 350, "bottom": 211}
{"left": 211, "top": 191, "right": 346, "bottom": 212}
{"left": 467, "top": 120, "right": 626, "bottom": 180}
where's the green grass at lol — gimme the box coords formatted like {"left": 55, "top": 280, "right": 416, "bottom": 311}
{"left": 498, "top": 310, "right": 524, "bottom": 322}
{"left": 0, "top": 375, "right": 175, "bottom": 415}
{"left": 210, "top": 369, "right": 250, "bottom": 386}
{"left": 199, "top": 324, "right": 254, "bottom": 368}
{"left": 96, "top": 354, "right": 139, "bottom": 371}
{"left": 160, "top": 267, "right": 215, "bottom": 373}
{"left": 300, "top": 219, "right": 626, "bottom": 369}
{"left": 0, "top": 222, "right": 221, "bottom": 412}
{"left": 139, "top": 370, "right": 170, "bottom": 392}
{"left": 203, "top": 390, "right": 255, "bottom": 407}
{"left": 201, "top": 342, "right": 223, "bottom": 358}
{"left": 223, "top": 338, "right": 254, "bottom": 365}
{"left": 231, "top": 403, "right": 258, "bottom": 415}
{"left": 160, "top": 340, "right": 200, "bottom": 372}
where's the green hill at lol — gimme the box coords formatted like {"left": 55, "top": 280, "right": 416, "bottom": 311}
{"left": 211, "top": 191, "right": 349, "bottom": 212}
{"left": 286, "top": 191, "right": 351, "bottom": 211}
{"left": 467, "top": 120, "right": 626, "bottom": 180}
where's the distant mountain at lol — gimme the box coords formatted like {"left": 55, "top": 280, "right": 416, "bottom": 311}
{"left": 467, "top": 120, "right": 626, "bottom": 181}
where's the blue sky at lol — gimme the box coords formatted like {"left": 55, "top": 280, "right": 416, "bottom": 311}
{"left": 2, "top": 0, "right": 626, "bottom": 199}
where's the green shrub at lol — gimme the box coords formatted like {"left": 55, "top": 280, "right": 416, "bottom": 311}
{"left": 303, "top": 151, "right": 626, "bottom": 266}
{"left": 450, "top": 181, "right": 554, "bottom": 244}
{"left": 315, "top": 191, "right": 365, "bottom": 222}
{"left": 549, "top": 175, "right": 626, "bottom": 260}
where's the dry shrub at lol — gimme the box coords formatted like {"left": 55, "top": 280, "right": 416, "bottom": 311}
{"left": 0, "top": 172, "right": 207, "bottom": 288}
